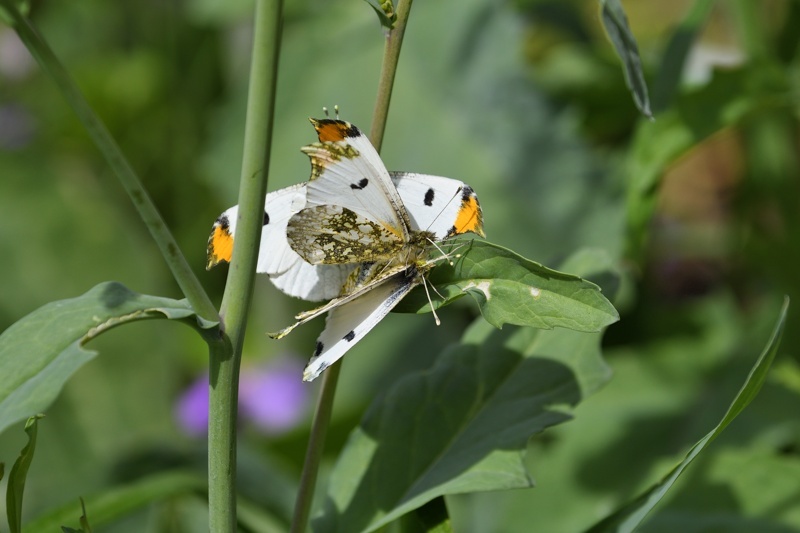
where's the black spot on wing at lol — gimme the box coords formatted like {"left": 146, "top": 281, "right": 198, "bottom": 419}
{"left": 263, "top": 211, "right": 270, "bottom": 225}
{"left": 314, "top": 341, "right": 324, "bottom": 357}
{"left": 460, "top": 186, "right": 473, "bottom": 203}
{"left": 424, "top": 188, "right": 435, "bottom": 206}
{"left": 218, "top": 215, "right": 230, "bottom": 230}
{"left": 447, "top": 225, "right": 457, "bottom": 238}
{"left": 343, "top": 123, "right": 361, "bottom": 137}
{"left": 350, "top": 178, "right": 369, "bottom": 190}
{"left": 344, "top": 330, "right": 356, "bottom": 342}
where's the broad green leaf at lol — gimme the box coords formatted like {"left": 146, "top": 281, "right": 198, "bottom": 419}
{"left": 6, "top": 415, "right": 43, "bottom": 533}
{"left": 24, "top": 471, "right": 206, "bottom": 532}
{"left": 315, "top": 301, "right": 613, "bottom": 532}
{"left": 587, "top": 296, "right": 789, "bottom": 533}
{"left": 0, "top": 282, "right": 219, "bottom": 436}
{"left": 397, "top": 240, "right": 619, "bottom": 333}
{"left": 598, "top": 0, "right": 652, "bottom": 118}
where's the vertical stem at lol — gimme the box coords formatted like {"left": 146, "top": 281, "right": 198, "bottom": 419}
{"left": 291, "top": 1, "right": 414, "bottom": 531}
{"left": 290, "top": 363, "right": 342, "bottom": 533}
{"left": 370, "top": 0, "right": 414, "bottom": 151}
{"left": 208, "top": 0, "right": 283, "bottom": 530}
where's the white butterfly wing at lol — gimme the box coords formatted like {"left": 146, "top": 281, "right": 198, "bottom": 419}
{"left": 302, "top": 271, "right": 420, "bottom": 382}
{"left": 207, "top": 184, "right": 352, "bottom": 302}
{"left": 391, "top": 172, "right": 486, "bottom": 239}
{"left": 301, "top": 119, "right": 411, "bottom": 239}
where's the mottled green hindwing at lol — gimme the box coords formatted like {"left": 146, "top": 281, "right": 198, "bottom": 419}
{"left": 287, "top": 205, "right": 405, "bottom": 265}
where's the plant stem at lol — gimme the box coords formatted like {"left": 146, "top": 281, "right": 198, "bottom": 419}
{"left": 209, "top": 0, "right": 283, "bottom": 530}
{"left": 370, "top": 0, "right": 414, "bottom": 151}
{"left": 291, "top": 1, "right": 415, "bottom": 531}
{"left": 0, "top": 0, "right": 218, "bottom": 323}
{"left": 290, "top": 362, "right": 342, "bottom": 533}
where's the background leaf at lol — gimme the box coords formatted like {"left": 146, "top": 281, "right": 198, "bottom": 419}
{"left": 314, "top": 251, "right": 617, "bottom": 533}
{"left": 588, "top": 297, "right": 790, "bottom": 532}
{"left": 397, "top": 241, "right": 619, "bottom": 333}
{"left": 598, "top": 0, "right": 652, "bottom": 118}
{"left": 0, "top": 282, "right": 218, "bottom": 436}
{"left": 6, "top": 415, "right": 43, "bottom": 533}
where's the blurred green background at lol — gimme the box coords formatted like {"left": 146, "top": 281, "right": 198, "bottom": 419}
{"left": 1, "top": 0, "right": 800, "bottom": 531}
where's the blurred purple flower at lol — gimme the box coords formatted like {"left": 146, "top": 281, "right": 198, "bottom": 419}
{"left": 175, "top": 357, "right": 310, "bottom": 436}
{"left": 0, "top": 29, "right": 35, "bottom": 81}
{"left": 175, "top": 374, "right": 209, "bottom": 436}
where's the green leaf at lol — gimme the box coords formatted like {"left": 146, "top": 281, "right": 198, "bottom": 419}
{"left": 598, "top": 0, "right": 652, "bottom": 118}
{"left": 6, "top": 415, "right": 43, "bottom": 533}
{"left": 586, "top": 296, "right": 790, "bottom": 533}
{"left": 650, "top": 0, "right": 714, "bottom": 113}
{"left": 0, "top": 0, "right": 29, "bottom": 24}
{"left": 362, "top": 0, "right": 396, "bottom": 29}
{"left": 397, "top": 240, "right": 619, "bottom": 333}
{"left": 0, "top": 282, "right": 219, "bottom": 437}
{"left": 24, "top": 471, "right": 206, "bottom": 532}
{"left": 398, "top": 497, "right": 453, "bottom": 533}
{"left": 625, "top": 63, "right": 792, "bottom": 258}
{"left": 315, "top": 298, "right": 613, "bottom": 532}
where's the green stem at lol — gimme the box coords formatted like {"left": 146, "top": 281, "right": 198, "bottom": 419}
{"left": 291, "top": 1, "right": 414, "bottom": 531}
{"left": 290, "top": 363, "right": 342, "bottom": 533}
{"left": 0, "top": 0, "right": 218, "bottom": 323}
{"left": 370, "top": 0, "right": 414, "bottom": 151}
{"left": 208, "top": 0, "right": 283, "bottom": 530}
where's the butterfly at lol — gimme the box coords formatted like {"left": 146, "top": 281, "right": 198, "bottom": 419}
{"left": 208, "top": 117, "right": 484, "bottom": 381}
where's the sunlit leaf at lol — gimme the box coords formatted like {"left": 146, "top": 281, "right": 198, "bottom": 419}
{"left": 598, "top": 0, "right": 652, "bottom": 118}
{"left": 587, "top": 296, "right": 790, "bottom": 533}
{"left": 0, "top": 282, "right": 219, "bottom": 436}
{"left": 398, "top": 240, "right": 619, "bottom": 333}
{"left": 6, "top": 415, "right": 43, "bottom": 533}
{"left": 315, "top": 247, "right": 616, "bottom": 533}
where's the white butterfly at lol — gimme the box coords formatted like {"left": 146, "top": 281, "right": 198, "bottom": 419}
{"left": 208, "top": 118, "right": 484, "bottom": 381}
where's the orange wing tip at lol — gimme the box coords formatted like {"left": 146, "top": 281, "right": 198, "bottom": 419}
{"left": 309, "top": 117, "right": 361, "bottom": 142}
{"left": 454, "top": 190, "right": 486, "bottom": 237}
{"left": 206, "top": 222, "right": 234, "bottom": 269}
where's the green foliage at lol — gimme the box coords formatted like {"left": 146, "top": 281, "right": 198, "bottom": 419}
{"left": 598, "top": 0, "right": 652, "bottom": 118}
{"left": 317, "top": 315, "right": 612, "bottom": 532}
{"left": 26, "top": 472, "right": 207, "bottom": 532}
{"left": 6, "top": 416, "right": 42, "bottom": 533}
{"left": 589, "top": 297, "right": 789, "bottom": 532}
{"left": 399, "top": 241, "right": 619, "bottom": 332}
{"left": 1, "top": 0, "right": 799, "bottom": 531}
{"left": 0, "top": 282, "right": 218, "bottom": 436}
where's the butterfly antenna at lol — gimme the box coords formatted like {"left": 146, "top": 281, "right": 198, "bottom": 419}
{"left": 334, "top": 104, "right": 340, "bottom": 119}
{"left": 322, "top": 106, "right": 329, "bottom": 118}
{"left": 421, "top": 275, "right": 442, "bottom": 326}
{"left": 426, "top": 236, "right": 455, "bottom": 266}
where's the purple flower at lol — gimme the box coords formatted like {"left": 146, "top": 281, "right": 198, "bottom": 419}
{"left": 175, "top": 357, "right": 310, "bottom": 436}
